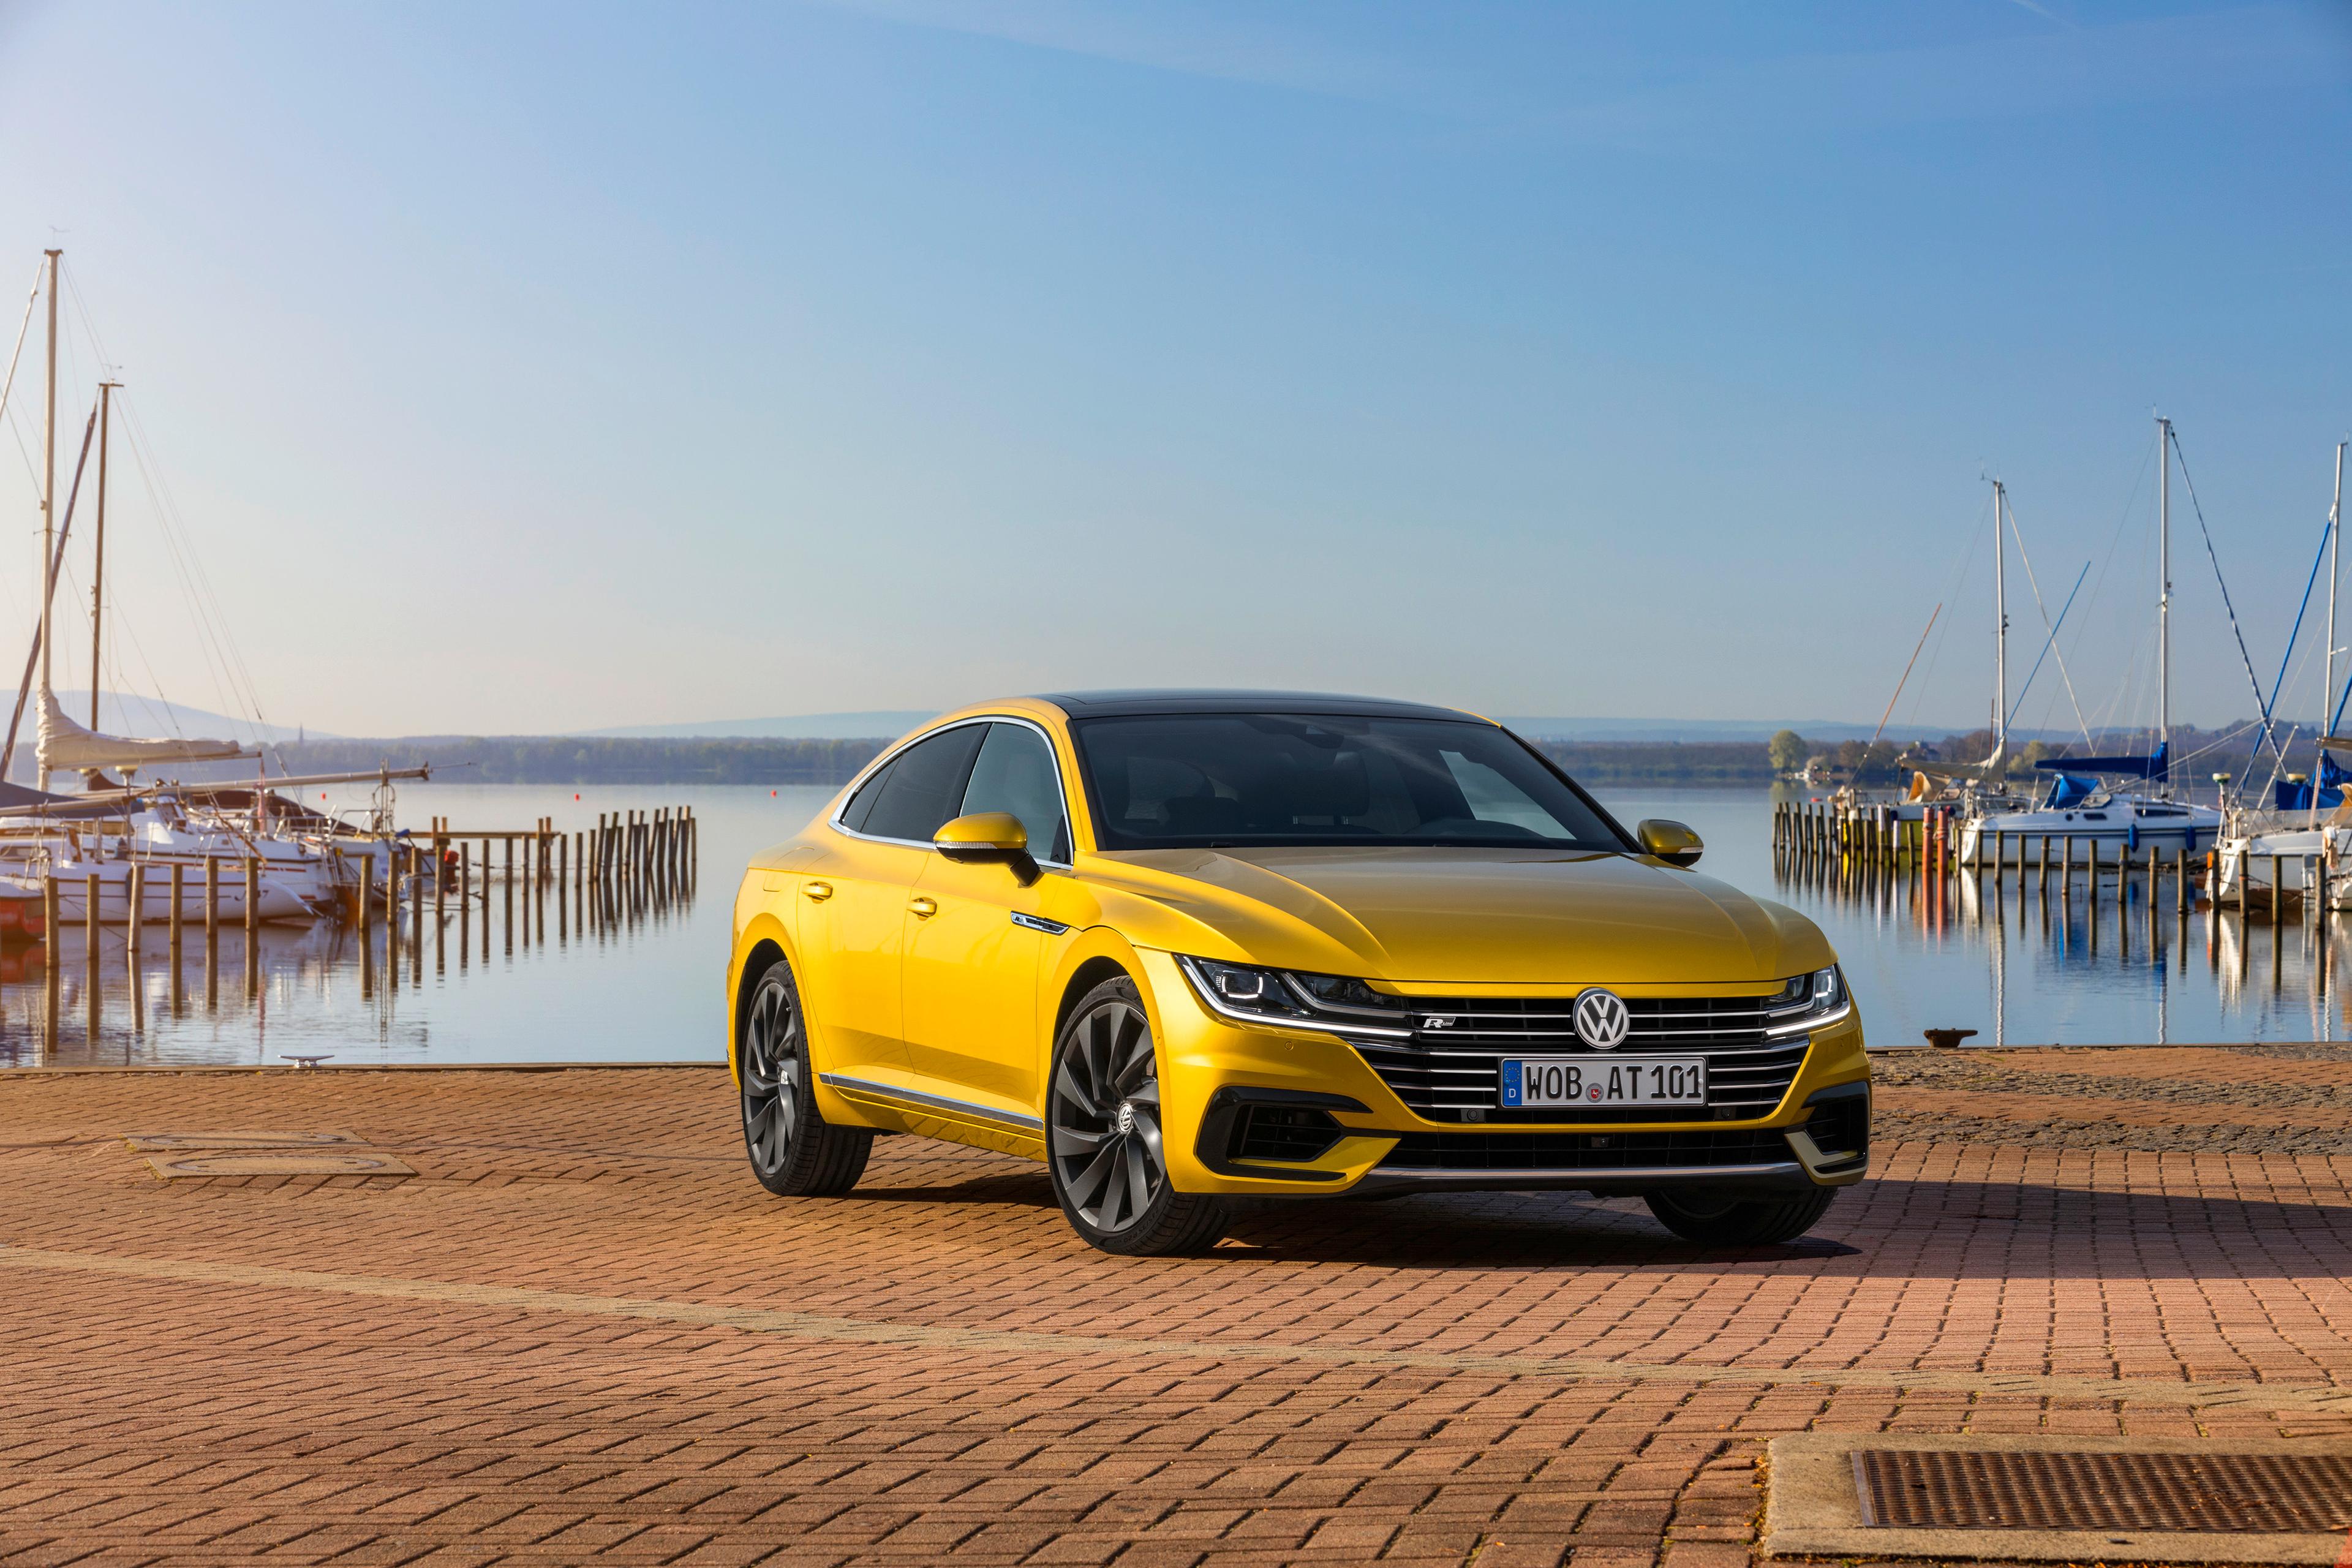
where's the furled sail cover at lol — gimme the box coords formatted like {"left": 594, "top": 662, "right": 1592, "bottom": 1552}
{"left": 35, "top": 685, "right": 252, "bottom": 772}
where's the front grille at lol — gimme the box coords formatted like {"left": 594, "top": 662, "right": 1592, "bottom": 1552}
{"left": 1353, "top": 993, "right": 1812, "bottom": 1125}
{"left": 1381, "top": 1128, "right": 1797, "bottom": 1172}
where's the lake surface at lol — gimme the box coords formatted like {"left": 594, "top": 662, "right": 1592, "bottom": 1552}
{"left": 0, "top": 782, "right": 2334, "bottom": 1069}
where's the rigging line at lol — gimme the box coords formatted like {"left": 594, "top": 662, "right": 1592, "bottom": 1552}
{"left": 2005, "top": 562, "right": 2089, "bottom": 730}
{"left": 115, "top": 394, "right": 270, "bottom": 731}
{"left": 2258, "top": 634, "right": 2326, "bottom": 799}
{"left": 2265, "top": 515, "right": 2334, "bottom": 751}
{"left": 2169, "top": 426, "right": 2286, "bottom": 766}
{"left": 1903, "top": 492, "right": 1994, "bottom": 733}
{"left": 2171, "top": 716, "right": 2264, "bottom": 770}
{"left": 1871, "top": 604, "right": 1940, "bottom": 747}
{"left": 6, "top": 399, "right": 41, "bottom": 497}
{"left": 59, "top": 261, "right": 118, "bottom": 380}
{"left": 113, "top": 428, "right": 245, "bottom": 740}
{"left": 0, "top": 402, "right": 97, "bottom": 783}
{"left": 2000, "top": 497, "right": 2094, "bottom": 745}
{"left": 0, "top": 260, "right": 44, "bottom": 498}
{"left": 113, "top": 397, "right": 265, "bottom": 735}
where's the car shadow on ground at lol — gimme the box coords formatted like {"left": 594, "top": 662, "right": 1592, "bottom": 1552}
{"left": 840, "top": 1161, "right": 2352, "bottom": 1277}
{"left": 1213, "top": 1177, "right": 2352, "bottom": 1276}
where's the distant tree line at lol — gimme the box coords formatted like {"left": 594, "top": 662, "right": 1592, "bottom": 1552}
{"left": 2, "top": 722, "right": 2301, "bottom": 791}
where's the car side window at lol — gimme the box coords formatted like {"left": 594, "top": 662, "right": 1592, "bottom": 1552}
{"left": 960, "top": 723, "right": 1071, "bottom": 863}
{"left": 858, "top": 725, "right": 989, "bottom": 843}
{"left": 837, "top": 758, "right": 895, "bottom": 834}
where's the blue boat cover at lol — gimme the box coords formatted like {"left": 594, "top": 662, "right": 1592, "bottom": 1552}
{"left": 2272, "top": 751, "right": 2348, "bottom": 812}
{"left": 2044, "top": 772, "right": 2098, "bottom": 809}
{"left": 2034, "top": 741, "right": 2168, "bottom": 780}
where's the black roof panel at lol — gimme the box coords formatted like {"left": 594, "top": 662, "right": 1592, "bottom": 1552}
{"left": 1033, "top": 689, "right": 1482, "bottom": 722}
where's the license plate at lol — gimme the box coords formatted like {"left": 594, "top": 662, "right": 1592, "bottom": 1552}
{"left": 1502, "top": 1056, "right": 1708, "bottom": 1109}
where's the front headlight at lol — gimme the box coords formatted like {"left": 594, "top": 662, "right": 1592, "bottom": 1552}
{"left": 1764, "top": 965, "right": 1849, "bottom": 1036}
{"left": 1175, "top": 956, "right": 1414, "bottom": 1038}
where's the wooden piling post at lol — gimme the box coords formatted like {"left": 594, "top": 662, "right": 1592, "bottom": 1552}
{"left": 127, "top": 864, "right": 143, "bottom": 964}
{"left": 2272, "top": 853, "right": 2284, "bottom": 924}
{"left": 246, "top": 856, "right": 261, "bottom": 940}
{"left": 459, "top": 841, "right": 472, "bottom": 969}
{"left": 504, "top": 835, "right": 514, "bottom": 954}
{"left": 385, "top": 848, "right": 399, "bottom": 989}
{"left": 85, "top": 871, "right": 100, "bottom": 948}
{"left": 168, "top": 862, "right": 183, "bottom": 971}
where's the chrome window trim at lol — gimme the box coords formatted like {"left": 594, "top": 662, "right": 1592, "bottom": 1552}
{"left": 818, "top": 1072, "right": 1046, "bottom": 1132}
{"left": 828, "top": 714, "right": 1076, "bottom": 870}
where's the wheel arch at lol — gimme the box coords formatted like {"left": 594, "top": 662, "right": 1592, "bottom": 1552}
{"left": 1053, "top": 952, "right": 1135, "bottom": 1047}
{"left": 730, "top": 916, "right": 795, "bottom": 1084}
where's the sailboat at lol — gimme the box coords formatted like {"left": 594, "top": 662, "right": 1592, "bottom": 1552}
{"left": 1958, "top": 416, "right": 2225, "bottom": 864}
{"left": 2214, "top": 439, "right": 2352, "bottom": 907}
{"left": 0, "top": 248, "right": 421, "bottom": 922}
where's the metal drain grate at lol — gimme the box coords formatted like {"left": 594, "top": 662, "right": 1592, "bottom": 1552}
{"left": 1855, "top": 1449, "right": 2352, "bottom": 1534}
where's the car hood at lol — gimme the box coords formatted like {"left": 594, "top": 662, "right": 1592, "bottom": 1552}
{"left": 1093, "top": 845, "right": 1830, "bottom": 988}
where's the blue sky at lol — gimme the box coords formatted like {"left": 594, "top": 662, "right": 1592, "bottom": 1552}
{"left": 0, "top": 1, "right": 2347, "bottom": 739}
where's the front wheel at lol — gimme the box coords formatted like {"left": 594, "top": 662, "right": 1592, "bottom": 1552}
{"left": 739, "top": 957, "right": 871, "bottom": 1197}
{"left": 1047, "top": 978, "right": 1228, "bottom": 1256}
{"left": 1643, "top": 1186, "right": 1837, "bottom": 1246}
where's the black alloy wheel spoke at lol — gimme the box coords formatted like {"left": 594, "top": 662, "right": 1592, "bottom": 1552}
{"left": 742, "top": 983, "right": 801, "bottom": 1174}
{"left": 1054, "top": 1058, "right": 1102, "bottom": 1121}
{"left": 1051, "top": 997, "right": 1169, "bottom": 1235}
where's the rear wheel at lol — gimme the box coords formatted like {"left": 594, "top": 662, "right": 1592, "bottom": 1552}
{"left": 740, "top": 957, "right": 871, "bottom": 1196}
{"left": 1643, "top": 1186, "right": 1836, "bottom": 1246}
{"left": 1047, "top": 978, "right": 1227, "bottom": 1256}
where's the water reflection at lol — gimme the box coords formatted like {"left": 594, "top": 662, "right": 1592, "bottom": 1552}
{"left": 0, "top": 782, "right": 2336, "bottom": 1066}
{"left": 1754, "top": 788, "right": 2341, "bottom": 1047}
{"left": 0, "top": 805, "right": 700, "bottom": 1068}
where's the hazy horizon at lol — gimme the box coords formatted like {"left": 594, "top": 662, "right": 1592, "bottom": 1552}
{"left": 2, "top": 2, "right": 2347, "bottom": 739}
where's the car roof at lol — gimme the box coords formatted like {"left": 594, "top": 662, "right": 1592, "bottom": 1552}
{"left": 1030, "top": 688, "right": 1487, "bottom": 723}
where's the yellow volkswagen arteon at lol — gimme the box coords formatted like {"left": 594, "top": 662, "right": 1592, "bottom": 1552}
{"left": 728, "top": 692, "right": 1868, "bottom": 1255}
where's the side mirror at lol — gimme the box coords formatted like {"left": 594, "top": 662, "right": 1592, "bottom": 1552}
{"left": 934, "top": 812, "right": 1031, "bottom": 865}
{"left": 1636, "top": 818, "right": 1703, "bottom": 868}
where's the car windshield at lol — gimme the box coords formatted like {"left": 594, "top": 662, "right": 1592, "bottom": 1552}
{"left": 1069, "top": 714, "right": 1634, "bottom": 851}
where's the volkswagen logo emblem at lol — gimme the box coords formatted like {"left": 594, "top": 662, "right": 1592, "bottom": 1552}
{"left": 1573, "top": 987, "right": 1630, "bottom": 1050}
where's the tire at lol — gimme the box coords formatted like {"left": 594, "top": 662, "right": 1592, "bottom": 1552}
{"left": 1047, "top": 977, "right": 1229, "bottom": 1257}
{"left": 739, "top": 957, "right": 871, "bottom": 1197}
{"left": 1643, "top": 1185, "right": 1837, "bottom": 1246}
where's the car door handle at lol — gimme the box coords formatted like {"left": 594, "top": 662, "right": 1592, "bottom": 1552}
{"left": 908, "top": 896, "right": 938, "bottom": 918}
{"left": 802, "top": 881, "right": 834, "bottom": 902}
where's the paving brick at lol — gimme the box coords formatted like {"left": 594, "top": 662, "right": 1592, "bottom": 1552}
{"left": 0, "top": 1067, "right": 2342, "bottom": 1568}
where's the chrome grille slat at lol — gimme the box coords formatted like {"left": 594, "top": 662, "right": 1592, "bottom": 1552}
{"left": 1352, "top": 994, "right": 1812, "bottom": 1125}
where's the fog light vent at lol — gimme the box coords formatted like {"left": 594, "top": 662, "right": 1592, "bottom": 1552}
{"left": 1231, "top": 1106, "right": 1342, "bottom": 1163}
{"left": 1856, "top": 1449, "right": 2352, "bottom": 1534}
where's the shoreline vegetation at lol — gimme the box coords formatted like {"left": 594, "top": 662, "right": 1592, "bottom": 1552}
{"left": 0, "top": 723, "right": 2280, "bottom": 790}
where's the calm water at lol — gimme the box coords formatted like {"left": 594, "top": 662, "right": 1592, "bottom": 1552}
{"left": 0, "top": 782, "right": 2334, "bottom": 1069}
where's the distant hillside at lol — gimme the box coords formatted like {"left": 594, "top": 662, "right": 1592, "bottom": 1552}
{"left": 1, "top": 723, "right": 2292, "bottom": 791}
{"left": 576, "top": 710, "right": 934, "bottom": 739}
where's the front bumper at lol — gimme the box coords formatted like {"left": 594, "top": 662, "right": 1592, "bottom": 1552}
{"left": 1137, "top": 950, "right": 1872, "bottom": 1200}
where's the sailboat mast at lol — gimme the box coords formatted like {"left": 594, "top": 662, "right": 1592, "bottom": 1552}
{"left": 2332, "top": 441, "right": 2346, "bottom": 744}
{"left": 1992, "top": 479, "right": 2008, "bottom": 761}
{"left": 2157, "top": 413, "right": 2172, "bottom": 782}
{"left": 38, "top": 249, "right": 56, "bottom": 794}
{"left": 91, "top": 382, "right": 114, "bottom": 732}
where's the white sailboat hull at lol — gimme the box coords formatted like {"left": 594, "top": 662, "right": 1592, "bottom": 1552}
{"left": 1958, "top": 801, "right": 2224, "bottom": 864}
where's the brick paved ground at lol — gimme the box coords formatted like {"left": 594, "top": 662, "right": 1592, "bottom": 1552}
{"left": 1, "top": 1064, "right": 2347, "bottom": 1568}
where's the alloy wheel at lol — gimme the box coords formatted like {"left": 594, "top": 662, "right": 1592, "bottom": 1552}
{"left": 741, "top": 978, "right": 802, "bottom": 1175}
{"left": 1050, "top": 997, "right": 1166, "bottom": 1234}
